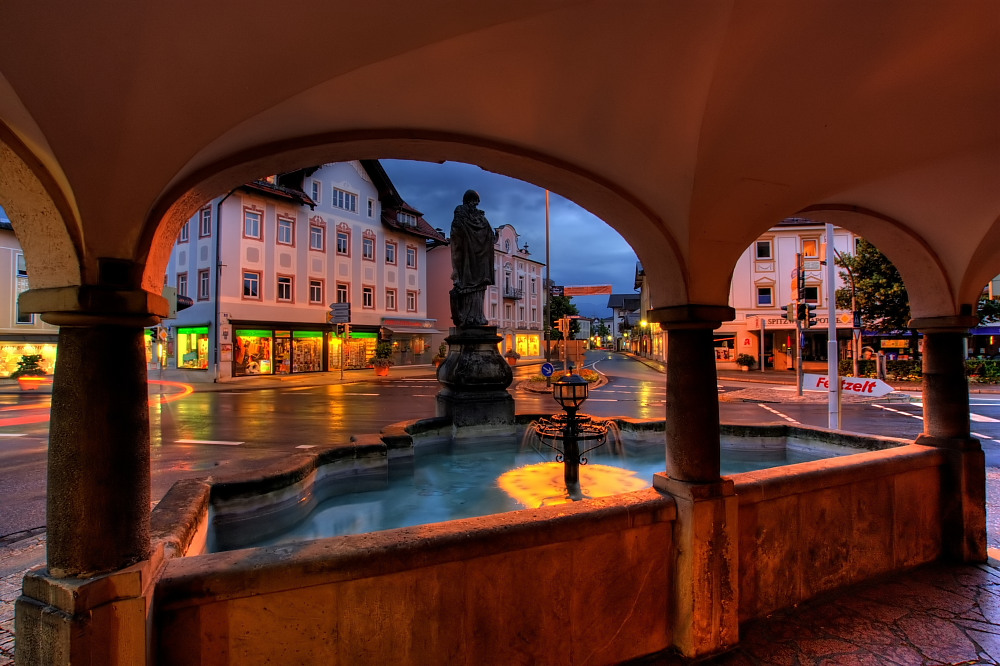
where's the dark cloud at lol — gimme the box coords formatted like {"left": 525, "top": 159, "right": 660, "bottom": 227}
{"left": 382, "top": 160, "right": 638, "bottom": 318}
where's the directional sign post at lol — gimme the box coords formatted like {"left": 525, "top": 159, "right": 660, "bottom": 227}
{"left": 803, "top": 374, "right": 894, "bottom": 398}
{"left": 540, "top": 362, "right": 554, "bottom": 377}
{"left": 328, "top": 302, "right": 351, "bottom": 324}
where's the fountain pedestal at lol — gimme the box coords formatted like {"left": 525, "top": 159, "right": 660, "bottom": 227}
{"left": 436, "top": 326, "right": 514, "bottom": 427}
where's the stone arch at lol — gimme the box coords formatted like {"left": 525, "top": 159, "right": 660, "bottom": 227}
{"left": 959, "top": 213, "right": 1000, "bottom": 310}
{"left": 0, "top": 124, "right": 82, "bottom": 288}
{"left": 788, "top": 205, "right": 957, "bottom": 319}
{"left": 137, "top": 130, "right": 689, "bottom": 306}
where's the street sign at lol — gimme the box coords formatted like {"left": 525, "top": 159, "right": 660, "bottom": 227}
{"left": 550, "top": 285, "right": 564, "bottom": 297}
{"left": 328, "top": 302, "right": 351, "bottom": 323}
{"left": 803, "top": 374, "right": 893, "bottom": 397}
{"left": 541, "top": 362, "right": 555, "bottom": 377}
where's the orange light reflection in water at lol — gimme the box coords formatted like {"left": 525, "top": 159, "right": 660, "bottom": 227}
{"left": 497, "top": 462, "right": 648, "bottom": 507}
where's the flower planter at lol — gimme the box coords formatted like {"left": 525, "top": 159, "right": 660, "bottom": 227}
{"left": 17, "top": 376, "right": 48, "bottom": 390}
{"left": 506, "top": 357, "right": 517, "bottom": 366}
{"left": 373, "top": 366, "right": 390, "bottom": 377}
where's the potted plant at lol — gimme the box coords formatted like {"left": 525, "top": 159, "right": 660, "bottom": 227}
{"left": 369, "top": 341, "right": 394, "bottom": 377}
{"left": 736, "top": 353, "right": 756, "bottom": 372}
{"left": 11, "top": 354, "right": 48, "bottom": 390}
{"left": 504, "top": 349, "right": 521, "bottom": 366}
{"left": 432, "top": 342, "right": 448, "bottom": 368}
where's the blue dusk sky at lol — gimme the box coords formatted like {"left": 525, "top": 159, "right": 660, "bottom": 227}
{"left": 381, "top": 160, "right": 639, "bottom": 319}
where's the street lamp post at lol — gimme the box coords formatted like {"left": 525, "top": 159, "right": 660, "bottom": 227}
{"left": 552, "top": 368, "right": 589, "bottom": 500}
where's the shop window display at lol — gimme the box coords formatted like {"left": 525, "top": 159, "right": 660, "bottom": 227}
{"left": 234, "top": 330, "right": 273, "bottom": 376}
{"left": 0, "top": 343, "right": 56, "bottom": 377}
{"left": 293, "top": 331, "right": 324, "bottom": 372}
{"left": 176, "top": 327, "right": 209, "bottom": 369}
{"left": 328, "top": 331, "right": 377, "bottom": 370}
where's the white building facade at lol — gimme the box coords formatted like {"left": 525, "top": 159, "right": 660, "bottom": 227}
{"left": 716, "top": 219, "right": 859, "bottom": 370}
{"left": 165, "top": 161, "right": 445, "bottom": 380}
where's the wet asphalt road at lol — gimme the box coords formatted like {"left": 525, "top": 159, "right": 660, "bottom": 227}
{"left": 3, "top": 351, "right": 1000, "bottom": 537}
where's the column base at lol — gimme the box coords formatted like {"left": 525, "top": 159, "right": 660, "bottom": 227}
{"left": 654, "top": 474, "right": 739, "bottom": 658}
{"left": 915, "top": 434, "right": 987, "bottom": 562}
{"left": 14, "top": 548, "right": 162, "bottom": 666}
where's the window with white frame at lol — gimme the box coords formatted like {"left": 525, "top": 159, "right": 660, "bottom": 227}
{"left": 803, "top": 285, "right": 820, "bottom": 303}
{"left": 336, "top": 282, "right": 349, "bottom": 303}
{"left": 491, "top": 303, "right": 498, "bottom": 319}
{"left": 505, "top": 304, "right": 513, "bottom": 320}
{"left": 398, "top": 212, "right": 417, "bottom": 227}
{"left": 244, "top": 209, "right": 262, "bottom": 239}
{"left": 15, "top": 254, "right": 31, "bottom": 324}
{"left": 243, "top": 271, "right": 260, "bottom": 299}
{"left": 336, "top": 230, "right": 350, "bottom": 255}
{"left": 277, "top": 217, "right": 294, "bottom": 245}
{"left": 405, "top": 246, "right": 416, "bottom": 268}
{"left": 756, "top": 286, "right": 773, "bottom": 307}
{"left": 311, "top": 181, "right": 321, "bottom": 204}
{"left": 755, "top": 240, "right": 772, "bottom": 260}
{"left": 198, "top": 269, "right": 210, "bottom": 301}
{"left": 385, "top": 241, "right": 396, "bottom": 265}
{"left": 531, "top": 278, "right": 536, "bottom": 294}
{"left": 178, "top": 223, "right": 189, "bottom": 243}
{"left": 362, "top": 286, "right": 374, "bottom": 308}
{"left": 199, "top": 208, "right": 212, "bottom": 238}
{"left": 368, "top": 198, "right": 375, "bottom": 218}
{"left": 310, "top": 222, "right": 325, "bottom": 251}
{"left": 385, "top": 289, "right": 396, "bottom": 311}
{"left": 309, "top": 279, "right": 323, "bottom": 304}
{"left": 177, "top": 272, "right": 188, "bottom": 298}
{"left": 362, "top": 236, "right": 375, "bottom": 261}
{"left": 332, "top": 188, "right": 357, "bottom": 212}
{"left": 406, "top": 290, "right": 417, "bottom": 312}
{"left": 277, "top": 275, "right": 293, "bottom": 302}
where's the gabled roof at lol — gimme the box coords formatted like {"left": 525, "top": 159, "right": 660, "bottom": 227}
{"left": 607, "top": 293, "right": 640, "bottom": 310}
{"left": 239, "top": 179, "right": 316, "bottom": 207}
{"left": 360, "top": 159, "right": 447, "bottom": 244}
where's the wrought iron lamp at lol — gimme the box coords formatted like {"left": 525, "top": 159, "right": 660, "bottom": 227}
{"left": 552, "top": 368, "right": 589, "bottom": 415}
{"left": 552, "top": 366, "right": 589, "bottom": 499}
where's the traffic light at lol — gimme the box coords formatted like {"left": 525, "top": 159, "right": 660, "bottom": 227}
{"left": 783, "top": 303, "right": 796, "bottom": 321}
{"left": 801, "top": 303, "right": 818, "bottom": 328}
{"left": 796, "top": 303, "right": 807, "bottom": 322}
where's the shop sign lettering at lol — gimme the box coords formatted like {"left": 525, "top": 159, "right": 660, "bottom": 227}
{"left": 803, "top": 373, "right": 893, "bottom": 397}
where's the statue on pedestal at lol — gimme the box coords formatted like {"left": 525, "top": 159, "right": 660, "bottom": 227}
{"left": 449, "top": 190, "right": 497, "bottom": 328}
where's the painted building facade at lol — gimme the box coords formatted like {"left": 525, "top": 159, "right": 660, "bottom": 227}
{"left": 164, "top": 161, "right": 445, "bottom": 380}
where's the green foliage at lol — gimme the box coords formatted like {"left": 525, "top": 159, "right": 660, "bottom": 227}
{"left": 594, "top": 322, "right": 611, "bottom": 338}
{"left": 966, "top": 359, "right": 1000, "bottom": 383}
{"left": 838, "top": 358, "right": 921, "bottom": 380}
{"left": 434, "top": 342, "right": 448, "bottom": 360}
{"left": 735, "top": 353, "right": 756, "bottom": 368}
{"left": 10, "top": 354, "right": 45, "bottom": 379}
{"left": 368, "top": 341, "right": 394, "bottom": 368}
{"left": 545, "top": 295, "right": 579, "bottom": 340}
{"left": 527, "top": 368, "right": 600, "bottom": 384}
{"left": 835, "top": 239, "right": 911, "bottom": 332}
{"left": 977, "top": 295, "right": 1000, "bottom": 324}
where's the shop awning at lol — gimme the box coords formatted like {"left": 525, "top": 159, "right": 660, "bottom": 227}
{"left": 383, "top": 327, "right": 443, "bottom": 335}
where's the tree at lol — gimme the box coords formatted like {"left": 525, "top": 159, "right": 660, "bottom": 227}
{"left": 978, "top": 291, "right": 1000, "bottom": 324}
{"left": 835, "top": 239, "right": 910, "bottom": 332}
{"left": 545, "top": 294, "right": 579, "bottom": 340}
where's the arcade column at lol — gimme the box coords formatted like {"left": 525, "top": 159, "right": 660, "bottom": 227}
{"left": 911, "top": 315, "right": 986, "bottom": 562}
{"left": 15, "top": 285, "right": 167, "bottom": 666}
{"left": 647, "top": 304, "right": 738, "bottom": 658}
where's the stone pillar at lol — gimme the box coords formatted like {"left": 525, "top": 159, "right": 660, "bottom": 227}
{"left": 648, "top": 304, "right": 739, "bottom": 658}
{"left": 14, "top": 285, "right": 167, "bottom": 666}
{"left": 911, "top": 315, "right": 986, "bottom": 562}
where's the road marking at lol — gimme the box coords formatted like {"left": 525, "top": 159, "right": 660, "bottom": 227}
{"left": 352, "top": 393, "right": 380, "bottom": 396}
{"left": 0, "top": 433, "right": 26, "bottom": 437}
{"left": 175, "top": 439, "right": 244, "bottom": 446}
{"left": 758, "top": 404, "right": 798, "bottom": 423}
{"left": 296, "top": 445, "right": 316, "bottom": 449}
{"left": 872, "top": 404, "right": 923, "bottom": 420}
{"left": 285, "top": 386, "right": 315, "bottom": 391}
{"left": 970, "top": 413, "right": 1000, "bottom": 423}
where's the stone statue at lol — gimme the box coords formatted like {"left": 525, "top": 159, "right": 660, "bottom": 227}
{"left": 449, "top": 190, "right": 497, "bottom": 327}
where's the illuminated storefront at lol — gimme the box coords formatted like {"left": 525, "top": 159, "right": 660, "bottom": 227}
{"left": 231, "top": 325, "right": 331, "bottom": 377}
{"left": 328, "top": 330, "right": 378, "bottom": 370}
{"left": 515, "top": 333, "right": 541, "bottom": 358}
{"left": 380, "top": 318, "right": 441, "bottom": 366}
{"left": 0, "top": 338, "right": 58, "bottom": 377}
{"left": 175, "top": 326, "right": 209, "bottom": 370}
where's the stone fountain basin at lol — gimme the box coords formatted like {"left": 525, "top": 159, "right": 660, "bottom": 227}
{"left": 149, "top": 415, "right": 907, "bottom": 557}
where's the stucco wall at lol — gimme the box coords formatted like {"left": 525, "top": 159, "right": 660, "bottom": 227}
{"left": 153, "top": 489, "right": 676, "bottom": 665}
{"left": 735, "top": 444, "right": 945, "bottom": 622}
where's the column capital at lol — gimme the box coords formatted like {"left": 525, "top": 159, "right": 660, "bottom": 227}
{"left": 647, "top": 304, "right": 735, "bottom": 330}
{"left": 21, "top": 285, "right": 168, "bottom": 327}
{"left": 908, "top": 315, "right": 978, "bottom": 333}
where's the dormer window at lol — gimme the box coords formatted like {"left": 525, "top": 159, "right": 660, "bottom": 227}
{"left": 398, "top": 212, "right": 417, "bottom": 227}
